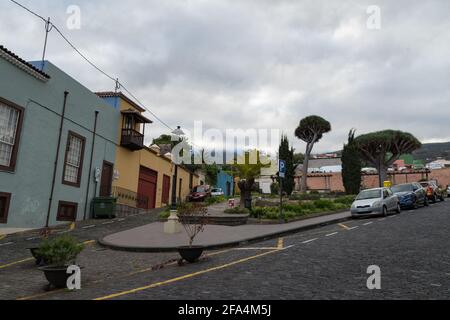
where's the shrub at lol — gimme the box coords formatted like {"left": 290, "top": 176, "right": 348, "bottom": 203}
{"left": 159, "top": 210, "right": 170, "bottom": 219}
{"left": 313, "top": 199, "right": 336, "bottom": 210}
{"left": 224, "top": 207, "right": 250, "bottom": 214}
{"left": 334, "top": 195, "right": 356, "bottom": 206}
{"left": 36, "top": 235, "right": 84, "bottom": 267}
{"left": 205, "top": 196, "right": 226, "bottom": 206}
{"left": 289, "top": 193, "right": 321, "bottom": 201}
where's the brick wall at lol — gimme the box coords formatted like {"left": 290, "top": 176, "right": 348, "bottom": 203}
{"left": 295, "top": 168, "right": 450, "bottom": 192}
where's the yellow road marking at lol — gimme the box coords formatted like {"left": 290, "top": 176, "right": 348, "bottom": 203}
{"left": 69, "top": 223, "right": 76, "bottom": 231}
{"left": 0, "top": 258, "right": 34, "bottom": 270}
{"left": 95, "top": 248, "right": 284, "bottom": 300}
{"left": 338, "top": 223, "right": 351, "bottom": 230}
{"left": 0, "top": 235, "right": 6, "bottom": 241}
{"left": 17, "top": 289, "right": 66, "bottom": 301}
{"left": 277, "top": 238, "right": 284, "bottom": 249}
{"left": 83, "top": 240, "right": 96, "bottom": 246}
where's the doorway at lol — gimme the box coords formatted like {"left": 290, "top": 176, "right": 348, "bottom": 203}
{"left": 100, "top": 161, "right": 114, "bottom": 197}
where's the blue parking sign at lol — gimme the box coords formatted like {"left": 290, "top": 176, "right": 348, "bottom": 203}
{"left": 279, "top": 160, "right": 286, "bottom": 179}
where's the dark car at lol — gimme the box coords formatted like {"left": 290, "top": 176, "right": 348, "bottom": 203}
{"left": 391, "top": 182, "right": 429, "bottom": 209}
{"left": 188, "top": 185, "right": 212, "bottom": 202}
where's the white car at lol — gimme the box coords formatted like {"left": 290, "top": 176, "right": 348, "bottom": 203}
{"left": 211, "top": 188, "right": 225, "bottom": 197}
{"left": 351, "top": 188, "right": 401, "bottom": 218}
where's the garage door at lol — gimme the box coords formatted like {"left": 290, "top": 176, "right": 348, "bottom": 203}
{"left": 138, "top": 166, "right": 158, "bottom": 209}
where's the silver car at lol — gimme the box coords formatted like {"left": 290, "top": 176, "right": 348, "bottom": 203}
{"left": 351, "top": 188, "right": 401, "bottom": 218}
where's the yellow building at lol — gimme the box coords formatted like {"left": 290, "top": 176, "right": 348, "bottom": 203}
{"left": 96, "top": 92, "right": 199, "bottom": 213}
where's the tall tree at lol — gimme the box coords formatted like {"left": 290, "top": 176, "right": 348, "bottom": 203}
{"left": 278, "top": 135, "right": 295, "bottom": 195}
{"left": 341, "top": 129, "right": 362, "bottom": 195}
{"left": 232, "top": 150, "right": 269, "bottom": 208}
{"left": 354, "top": 130, "right": 422, "bottom": 187}
{"left": 295, "top": 115, "right": 332, "bottom": 193}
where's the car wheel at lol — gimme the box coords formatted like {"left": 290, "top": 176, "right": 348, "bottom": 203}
{"left": 383, "top": 206, "right": 388, "bottom": 217}
{"left": 432, "top": 195, "right": 437, "bottom": 203}
{"left": 424, "top": 197, "right": 429, "bottom": 207}
{"left": 396, "top": 203, "right": 401, "bottom": 214}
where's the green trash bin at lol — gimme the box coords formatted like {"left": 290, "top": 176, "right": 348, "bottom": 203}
{"left": 92, "top": 197, "right": 117, "bottom": 219}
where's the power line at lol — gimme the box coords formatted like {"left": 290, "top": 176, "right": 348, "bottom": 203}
{"left": 9, "top": 0, "right": 46, "bottom": 22}
{"left": 8, "top": 0, "right": 177, "bottom": 134}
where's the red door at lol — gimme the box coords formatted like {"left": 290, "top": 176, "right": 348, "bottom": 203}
{"left": 162, "top": 175, "right": 171, "bottom": 205}
{"left": 138, "top": 166, "right": 158, "bottom": 209}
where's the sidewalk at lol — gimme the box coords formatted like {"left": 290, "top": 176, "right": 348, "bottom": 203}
{"left": 100, "top": 211, "right": 351, "bottom": 252}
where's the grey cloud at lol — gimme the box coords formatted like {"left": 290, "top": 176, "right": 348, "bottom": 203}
{"left": 1, "top": 0, "right": 449, "bottom": 153}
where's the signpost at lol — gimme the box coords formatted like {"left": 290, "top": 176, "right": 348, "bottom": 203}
{"left": 278, "top": 160, "right": 287, "bottom": 222}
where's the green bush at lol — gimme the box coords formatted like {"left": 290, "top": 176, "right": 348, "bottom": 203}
{"left": 224, "top": 207, "right": 250, "bottom": 214}
{"left": 159, "top": 210, "right": 170, "bottom": 219}
{"left": 334, "top": 195, "right": 356, "bottom": 206}
{"left": 205, "top": 196, "right": 227, "bottom": 206}
{"left": 289, "top": 193, "right": 322, "bottom": 201}
{"left": 36, "top": 235, "right": 84, "bottom": 267}
{"left": 313, "top": 199, "right": 336, "bottom": 210}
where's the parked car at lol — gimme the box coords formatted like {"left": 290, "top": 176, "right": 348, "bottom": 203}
{"left": 351, "top": 188, "right": 400, "bottom": 218}
{"left": 188, "top": 185, "right": 212, "bottom": 202}
{"left": 447, "top": 185, "right": 450, "bottom": 198}
{"left": 391, "top": 183, "right": 428, "bottom": 209}
{"left": 419, "top": 181, "right": 446, "bottom": 203}
{"left": 211, "top": 188, "right": 225, "bottom": 197}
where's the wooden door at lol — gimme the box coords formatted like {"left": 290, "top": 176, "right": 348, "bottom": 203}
{"left": 162, "top": 175, "right": 171, "bottom": 205}
{"left": 138, "top": 166, "right": 158, "bottom": 209}
{"left": 100, "top": 161, "right": 114, "bottom": 197}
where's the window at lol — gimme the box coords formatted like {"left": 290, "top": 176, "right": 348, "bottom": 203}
{"left": 0, "top": 192, "right": 11, "bottom": 224}
{"left": 57, "top": 201, "right": 78, "bottom": 222}
{"left": 0, "top": 98, "right": 23, "bottom": 172}
{"left": 62, "top": 131, "right": 86, "bottom": 187}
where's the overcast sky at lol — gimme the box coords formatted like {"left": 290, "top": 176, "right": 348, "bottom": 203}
{"left": 1, "top": 0, "right": 450, "bottom": 154}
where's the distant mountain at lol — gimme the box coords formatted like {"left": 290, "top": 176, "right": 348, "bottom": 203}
{"left": 412, "top": 142, "right": 450, "bottom": 163}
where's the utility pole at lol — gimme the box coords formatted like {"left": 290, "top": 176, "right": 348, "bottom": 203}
{"left": 41, "top": 17, "right": 52, "bottom": 71}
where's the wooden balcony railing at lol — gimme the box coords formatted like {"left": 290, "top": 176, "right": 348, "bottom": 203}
{"left": 121, "top": 128, "right": 144, "bottom": 151}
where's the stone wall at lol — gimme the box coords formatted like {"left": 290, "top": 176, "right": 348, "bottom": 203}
{"left": 295, "top": 168, "right": 450, "bottom": 192}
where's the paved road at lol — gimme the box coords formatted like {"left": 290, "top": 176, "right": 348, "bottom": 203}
{"left": 1, "top": 200, "right": 450, "bottom": 300}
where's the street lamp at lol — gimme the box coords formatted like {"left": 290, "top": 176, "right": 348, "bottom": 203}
{"left": 164, "top": 126, "right": 185, "bottom": 234}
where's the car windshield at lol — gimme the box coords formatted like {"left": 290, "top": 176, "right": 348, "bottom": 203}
{"left": 212, "top": 189, "right": 221, "bottom": 192}
{"left": 392, "top": 184, "right": 414, "bottom": 193}
{"left": 356, "top": 190, "right": 381, "bottom": 200}
{"left": 193, "top": 187, "right": 207, "bottom": 193}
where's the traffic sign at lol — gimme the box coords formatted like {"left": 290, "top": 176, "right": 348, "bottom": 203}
{"left": 279, "top": 160, "right": 286, "bottom": 179}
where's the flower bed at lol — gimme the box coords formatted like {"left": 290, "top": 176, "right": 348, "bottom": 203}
{"left": 250, "top": 196, "right": 355, "bottom": 221}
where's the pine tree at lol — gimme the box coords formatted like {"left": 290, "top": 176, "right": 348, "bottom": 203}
{"left": 341, "top": 129, "right": 362, "bottom": 195}
{"left": 279, "top": 135, "right": 295, "bottom": 195}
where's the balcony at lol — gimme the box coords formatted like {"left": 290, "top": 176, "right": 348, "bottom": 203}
{"left": 120, "top": 109, "right": 153, "bottom": 152}
{"left": 121, "top": 128, "right": 145, "bottom": 151}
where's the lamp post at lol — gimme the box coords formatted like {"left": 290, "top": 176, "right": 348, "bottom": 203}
{"left": 164, "top": 126, "right": 185, "bottom": 234}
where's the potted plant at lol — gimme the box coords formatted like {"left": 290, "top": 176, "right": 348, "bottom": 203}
{"left": 36, "top": 235, "right": 85, "bottom": 289}
{"left": 177, "top": 204, "right": 209, "bottom": 263}
{"left": 28, "top": 228, "right": 52, "bottom": 266}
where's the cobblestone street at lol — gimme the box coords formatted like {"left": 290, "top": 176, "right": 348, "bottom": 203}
{"left": 1, "top": 200, "right": 450, "bottom": 300}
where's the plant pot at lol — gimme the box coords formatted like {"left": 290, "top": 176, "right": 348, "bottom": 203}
{"left": 39, "top": 266, "right": 73, "bottom": 289}
{"left": 29, "top": 248, "right": 46, "bottom": 266}
{"left": 178, "top": 246, "right": 204, "bottom": 263}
